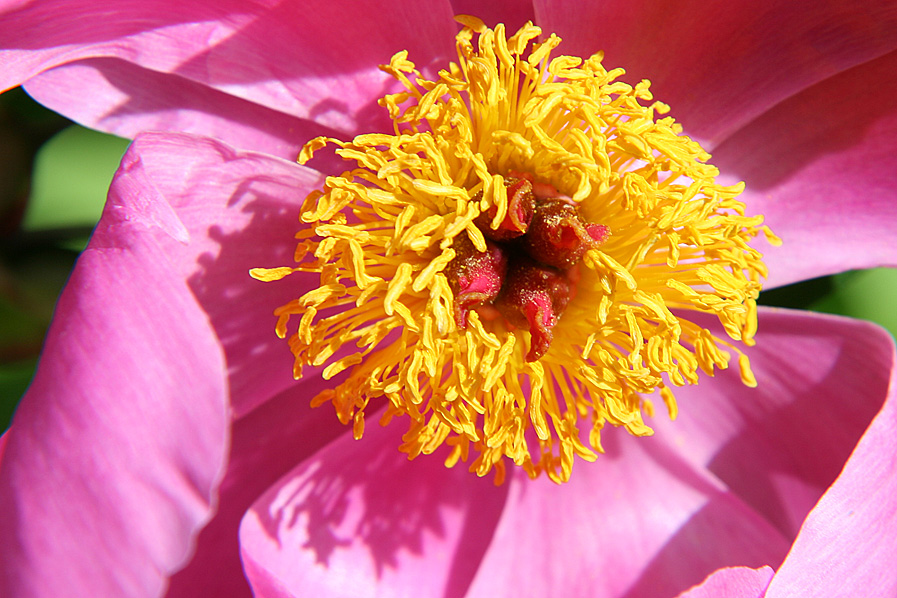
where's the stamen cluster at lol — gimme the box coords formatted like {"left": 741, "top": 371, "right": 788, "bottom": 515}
{"left": 251, "top": 16, "right": 779, "bottom": 483}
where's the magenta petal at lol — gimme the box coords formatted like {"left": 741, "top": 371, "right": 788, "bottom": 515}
{"left": 0, "top": 217, "right": 229, "bottom": 595}
{"left": 464, "top": 436, "right": 789, "bottom": 598}
{"left": 239, "top": 421, "right": 509, "bottom": 598}
{"left": 766, "top": 334, "right": 897, "bottom": 596}
{"left": 1, "top": 0, "right": 457, "bottom": 141}
{"left": 654, "top": 308, "right": 892, "bottom": 541}
{"left": 714, "top": 50, "right": 897, "bottom": 287}
{"left": 538, "top": 0, "right": 897, "bottom": 147}
{"left": 109, "top": 131, "right": 326, "bottom": 417}
{"left": 678, "top": 566, "right": 774, "bottom": 598}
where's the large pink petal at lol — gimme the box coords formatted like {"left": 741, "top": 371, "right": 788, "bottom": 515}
{"left": 652, "top": 308, "right": 892, "bottom": 542}
{"left": 678, "top": 566, "right": 773, "bottom": 598}
{"left": 463, "top": 436, "right": 789, "bottom": 598}
{"left": 2, "top": 0, "right": 458, "bottom": 144}
{"left": 0, "top": 186, "right": 230, "bottom": 595}
{"left": 766, "top": 332, "right": 897, "bottom": 596}
{"left": 105, "top": 131, "right": 390, "bottom": 595}
{"left": 714, "top": 50, "right": 897, "bottom": 287}
{"left": 537, "top": 0, "right": 897, "bottom": 148}
{"left": 240, "top": 422, "right": 510, "bottom": 598}
{"left": 167, "top": 382, "right": 350, "bottom": 597}
{"left": 71, "top": 131, "right": 371, "bottom": 596}
{"left": 109, "top": 131, "right": 329, "bottom": 417}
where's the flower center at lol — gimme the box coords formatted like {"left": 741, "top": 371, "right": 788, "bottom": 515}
{"left": 251, "top": 16, "right": 780, "bottom": 484}
{"left": 448, "top": 173, "right": 610, "bottom": 361}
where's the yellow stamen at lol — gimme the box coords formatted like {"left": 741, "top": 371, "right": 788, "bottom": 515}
{"left": 254, "top": 16, "right": 779, "bottom": 484}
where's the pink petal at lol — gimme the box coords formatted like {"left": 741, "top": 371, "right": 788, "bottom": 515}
{"left": 109, "top": 131, "right": 326, "bottom": 417}
{"left": 24, "top": 58, "right": 343, "bottom": 160}
{"left": 766, "top": 332, "right": 897, "bottom": 597}
{"left": 239, "top": 422, "right": 510, "bottom": 598}
{"left": 463, "top": 437, "right": 789, "bottom": 598}
{"left": 167, "top": 382, "right": 349, "bottom": 597}
{"left": 678, "top": 566, "right": 774, "bottom": 598}
{"left": 537, "top": 0, "right": 897, "bottom": 147}
{"left": 653, "top": 308, "right": 893, "bottom": 541}
{"left": 0, "top": 202, "right": 230, "bottom": 595}
{"left": 714, "top": 50, "right": 897, "bottom": 287}
{"left": 1, "top": 0, "right": 458, "bottom": 142}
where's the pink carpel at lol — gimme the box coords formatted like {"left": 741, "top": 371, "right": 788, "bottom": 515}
{"left": 444, "top": 235, "right": 508, "bottom": 327}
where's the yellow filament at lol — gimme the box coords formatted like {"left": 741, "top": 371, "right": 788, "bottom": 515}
{"left": 255, "top": 16, "right": 778, "bottom": 484}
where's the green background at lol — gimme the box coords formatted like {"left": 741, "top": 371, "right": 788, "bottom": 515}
{"left": 1, "top": 88, "right": 895, "bottom": 431}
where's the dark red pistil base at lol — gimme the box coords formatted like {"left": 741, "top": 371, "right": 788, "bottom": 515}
{"left": 447, "top": 175, "right": 609, "bottom": 361}
{"left": 494, "top": 258, "right": 571, "bottom": 361}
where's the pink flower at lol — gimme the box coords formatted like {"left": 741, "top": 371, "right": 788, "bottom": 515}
{"left": 2, "top": 1, "right": 897, "bottom": 597}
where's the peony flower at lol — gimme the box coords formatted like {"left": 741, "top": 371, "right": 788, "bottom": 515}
{"left": 2, "top": 1, "right": 897, "bottom": 597}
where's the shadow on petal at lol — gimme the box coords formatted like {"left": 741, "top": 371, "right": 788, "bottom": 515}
{"left": 167, "top": 379, "right": 349, "bottom": 597}
{"left": 241, "top": 422, "right": 510, "bottom": 597}
{"left": 619, "top": 436, "right": 789, "bottom": 598}
{"left": 715, "top": 49, "right": 897, "bottom": 193}
{"left": 714, "top": 51, "right": 897, "bottom": 285}
{"left": 115, "top": 132, "right": 333, "bottom": 417}
{"left": 658, "top": 310, "right": 891, "bottom": 542}
{"left": 462, "top": 428, "right": 787, "bottom": 598}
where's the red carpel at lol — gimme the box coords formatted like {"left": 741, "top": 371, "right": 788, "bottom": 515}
{"left": 446, "top": 174, "right": 609, "bottom": 359}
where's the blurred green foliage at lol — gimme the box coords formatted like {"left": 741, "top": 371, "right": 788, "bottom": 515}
{"left": 1, "top": 88, "right": 895, "bottom": 433}
{"left": 25, "top": 124, "right": 131, "bottom": 247}
{"left": 758, "top": 268, "right": 897, "bottom": 334}
{"left": 1, "top": 88, "right": 128, "bottom": 430}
